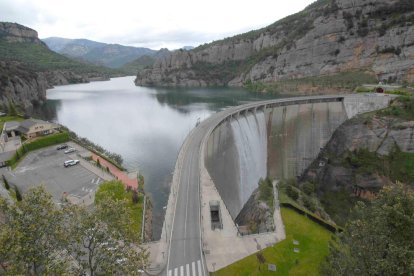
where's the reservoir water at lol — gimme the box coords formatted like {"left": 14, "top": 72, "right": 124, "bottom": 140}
{"left": 45, "top": 76, "right": 278, "bottom": 239}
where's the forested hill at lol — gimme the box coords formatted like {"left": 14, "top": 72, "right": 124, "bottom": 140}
{"left": 136, "top": 0, "right": 414, "bottom": 94}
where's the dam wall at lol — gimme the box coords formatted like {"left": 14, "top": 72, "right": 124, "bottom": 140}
{"left": 204, "top": 94, "right": 393, "bottom": 220}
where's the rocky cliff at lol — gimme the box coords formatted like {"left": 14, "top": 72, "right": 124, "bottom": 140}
{"left": 0, "top": 22, "right": 45, "bottom": 45}
{"left": 0, "top": 22, "right": 115, "bottom": 113}
{"left": 136, "top": 0, "right": 414, "bottom": 91}
{"left": 300, "top": 96, "right": 414, "bottom": 224}
{"left": 0, "top": 61, "right": 48, "bottom": 113}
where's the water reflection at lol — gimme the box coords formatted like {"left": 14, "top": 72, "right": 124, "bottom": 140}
{"left": 45, "top": 76, "right": 277, "bottom": 239}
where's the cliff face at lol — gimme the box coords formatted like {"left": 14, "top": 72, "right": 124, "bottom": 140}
{"left": 0, "top": 61, "right": 48, "bottom": 112}
{"left": 0, "top": 22, "right": 45, "bottom": 45}
{"left": 0, "top": 23, "right": 112, "bottom": 113}
{"left": 136, "top": 0, "right": 414, "bottom": 89}
{"left": 302, "top": 107, "right": 414, "bottom": 196}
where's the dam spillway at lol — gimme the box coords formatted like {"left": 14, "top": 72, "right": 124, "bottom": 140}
{"left": 230, "top": 111, "right": 267, "bottom": 218}
{"left": 205, "top": 99, "right": 351, "bottom": 220}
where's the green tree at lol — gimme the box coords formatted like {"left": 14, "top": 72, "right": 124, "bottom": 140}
{"left": 322, "top": 183, "right": 414, "bottom": 275}
{"left": 0, "top": 186, "right": 68, "bottom": 275}
{"left": 0, "top": 185, "right": 149, "bottom": 275}
{"left": 7, "top": 100, "right": 17, "bottom": 116}
{"left": 65, "top": 195, "right": 148, "bottom": 275}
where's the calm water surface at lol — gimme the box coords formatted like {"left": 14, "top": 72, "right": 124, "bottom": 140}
{"left": 46, "top": 76, "right": 278, "bottom": 239}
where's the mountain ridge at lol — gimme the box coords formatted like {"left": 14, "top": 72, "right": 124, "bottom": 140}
{"left": 43, "top": 37, "right": 156, "bottom": 68}
{"left": 135, "top": 0, "right": 414, "bottom": 93}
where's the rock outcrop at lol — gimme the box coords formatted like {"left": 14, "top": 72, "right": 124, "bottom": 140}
{"left": 0, "top": 61, "right": 48, "bottom": 113}
{"left": 302, "top": 112, "right": 414, "bottom": 195}
{"left": 235, "top": 187, "right": 274, "bottom": 234}
{"left": 0, "top": 22, "right": 112, "bottom": 113}
{"left": 0, "top": 22, "right": 45, "bottom": 45}
{"left": 136, "top": 0, "right": 414, "bottom": 90}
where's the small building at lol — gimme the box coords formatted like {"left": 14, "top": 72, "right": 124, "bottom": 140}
{"left": 16, "top": 119, "right": 60, "bottom": 139}
{"left": 3, "top": 121, "right": 21, "bottom": 139}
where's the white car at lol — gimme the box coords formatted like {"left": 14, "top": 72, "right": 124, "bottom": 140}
{"left": 64, "top": 160, "right": 79, "bottom": 167}
{"left": 64, "top": 148, "right": 76, "bottom": 154}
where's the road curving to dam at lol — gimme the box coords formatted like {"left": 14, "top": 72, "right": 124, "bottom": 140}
{"left": 161, "top": 94, "right": 393, "bottom": 276}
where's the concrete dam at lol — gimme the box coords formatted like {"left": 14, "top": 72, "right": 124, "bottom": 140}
{"left": 204, "top": 95, "right": 388, "bottom": 220}
{"left": 146, "top": 94, "right": 394, "bottom": 275}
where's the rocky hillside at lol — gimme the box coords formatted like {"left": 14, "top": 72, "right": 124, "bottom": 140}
{"left": 120, "top": 48, "right": 171, "bottom": 75}
{"left": 0, "top": 22, "right": 120, "bottom": 113}
{"left": 136, "top": 0, "right": 414, "bottom": 92}
{"left": 300, "top": 96, "right": 414, "bottom": 224}
{"left": 0, "top": 61, "right": 48, "bottom": 113}
{"left": 43, "top": 37, "right": 156, "bottom": 68}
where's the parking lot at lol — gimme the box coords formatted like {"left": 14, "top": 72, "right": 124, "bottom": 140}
{"left": 1, "top": 143, "right": 114, "bottom": 205}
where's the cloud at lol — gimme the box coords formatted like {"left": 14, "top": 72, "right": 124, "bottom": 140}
{"left": 0, "top": 0, "right": 316, "bottom": 50}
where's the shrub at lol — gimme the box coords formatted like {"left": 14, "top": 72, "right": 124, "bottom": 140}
{"left": 2, "top": 174, "right": 9, "bottom": 190}
{"left": 302, "top": 182, "right": 315, "bottom": 195}
{"left": 15, "top": 185, "right": 22, "bottom": 201}
{"left": 132, "top": 190, "right": 139, "bottom": 204}
{"left": 286, "top": 185, "right": 299, "bottom": 201}
{"left": 303, "top": 196, "right": 317, "bottom": 212}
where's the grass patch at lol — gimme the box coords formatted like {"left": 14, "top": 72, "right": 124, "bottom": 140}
{"left": 95, "top": 181, "right": 144, "bottom": 242}
{"left": 216, "top": 208, "right": 332, "bottom": 276}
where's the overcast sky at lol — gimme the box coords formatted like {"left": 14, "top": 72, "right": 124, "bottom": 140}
{"left": 1, "top": 0, "right": 316, "bottom": 50}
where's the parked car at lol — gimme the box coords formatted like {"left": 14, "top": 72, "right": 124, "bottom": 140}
{"left": 64, "top": 160, "right": 79, "bottom": 167}
{"left": 64, "top": 148, "right": 76, "bottom": 154}
{"left": 56, "top": 144, "right": 68, "bottom": 150}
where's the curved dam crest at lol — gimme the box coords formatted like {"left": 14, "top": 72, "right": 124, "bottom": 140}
{"left": 205, "top": 97, "right": 372, "bottom": 220}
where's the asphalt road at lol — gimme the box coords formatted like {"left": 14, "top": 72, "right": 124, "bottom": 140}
{"left": 166, "top": 123, "right": 207, "bottom": 276}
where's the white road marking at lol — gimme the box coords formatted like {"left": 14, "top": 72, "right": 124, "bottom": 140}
{"left": 91, "top": 178, "right": 95, "bottom": 184}
{"left": 174, "top": 267, "right": 178, "bottom": 276}
{"left": 180, "top": 265, "right": 184, "bottom": 276}
{"left": 197, "top": 260, "right": 202, "bottom": 276}
{"left": 168, "top": 270, "right": 172, "bottom": 276}
{"left": 192, "top": 261, "right": 196, "bottom": 276}
{"left": 96, "top": 178, "right": 101, "bottom": 185}
{"left": 186, "top": 264, "right": 190, "bottom": 276}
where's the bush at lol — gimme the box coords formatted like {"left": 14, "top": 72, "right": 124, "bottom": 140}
{"left": 15, "top": 185, "right": 22, "bottom": 201}
{"left": 258, "top": 178, "right": 274, "bottom": 209}
{"left": 132, "top": 190, "right": 139, "bottom": 204}
{"left": 302, "top": 182, "right": 315, "bottom": 195}
{"left": 286, "top": 185, "right": 299, "bottom": 201}
{"left": 303, "top": 196, "right": 317, "bottom": 212}
{"left": 2, "top": 174, "right": 9, "bottom": 190}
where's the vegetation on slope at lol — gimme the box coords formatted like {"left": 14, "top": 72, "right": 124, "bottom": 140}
{"left": 95, "top": 180, "right": 144, "bottom": 243}
{"left": 322, "top": 183, "right": 414, "bottom": 275}
{"left": 120, "top": 55, "right": 156, "bottom": 75}
{"left": 0, "top": 40, "right": 120, "bottom": 76}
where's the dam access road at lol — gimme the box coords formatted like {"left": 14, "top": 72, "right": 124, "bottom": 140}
{"left": 153, "top": 94, "right": 393, "bottom": 276}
